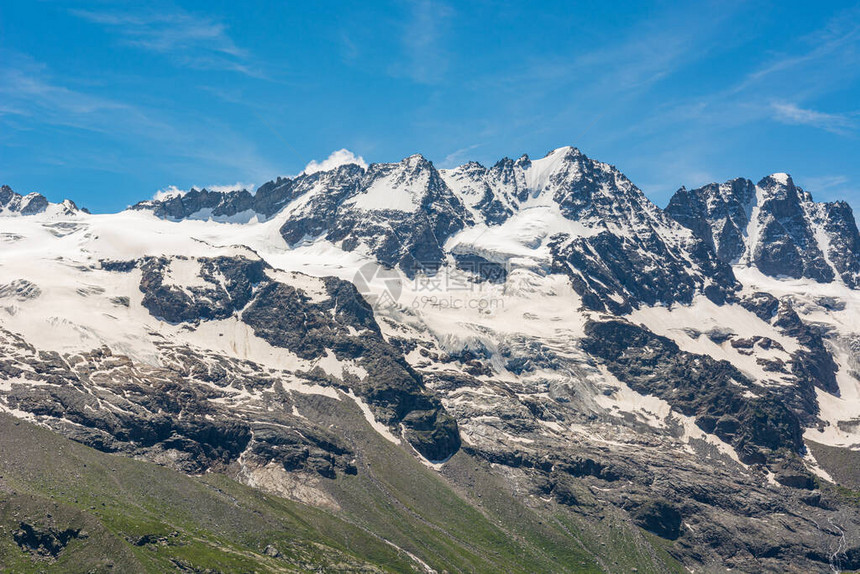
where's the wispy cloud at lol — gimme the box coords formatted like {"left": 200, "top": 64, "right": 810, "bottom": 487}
{"left": 458, "top": 1, "right": 751, "bottom": 153}
{"left": 340, "top": 32, "right": 360, "bottom": 63}
{"left": 569, "top": 18, "right": 711, "bottom": 93}
{"left": 736, "top": 5, "right": 860, "bottom": 95}
{"left": 70, "top": 7, "right": 262, "bottom": 76}
{"left": 441, "top": 144, "right": 481, "bottom": 167}
{"left": 389, "top": 0, "right": 454, "bottom": 84}
{"left": 701, "top": 6, "right": 860, "bottom": 128}
{"left": 0, "top": 50, "right": 277, "bottom": 184}
{"left": 616, "top": 4, "right": 860, "bottom": 149}
{"left": 802, "top": 175, "right": 850, "bottom": 192}
{"left": 771, "top": 102, "right": 856, "bottom": 134}
{"left": 0, "top": 52, "right": 149, "bottom": 134}
{"left": 795, "top": 174, "right": 857, "bottom": 204}
{"left": 474, "top": 2, "right": 744, "bottom": 95}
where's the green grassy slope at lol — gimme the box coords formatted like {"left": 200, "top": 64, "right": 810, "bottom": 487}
{"left": 0, "top": 412, "right": 415, "bottom": 572}
{"left": 0, "top": 401, "right": 685, "bottom": 573}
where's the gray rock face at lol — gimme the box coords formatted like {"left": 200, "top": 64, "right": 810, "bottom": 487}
{"left": 131, "top": 178, "right": 303, "bottom": 222}
{"left": 437, "top": 157, "right": 529, "bottom": 225}
{"left": 550, "top": 226, "right": 736, "bottom": 313}
{"left": 0, "top": 250, "right": 463, "bottom": 474}
{"left": 581, "top": 319, "right": 805, "bottom": 465}
{"left": 754, "top": 174, "right": 833, "bottom": 281}
{"left": 665, "top": 178, "right": 756, "bottom": 263}
{"left": 543, "top": 152, "right": 738, "bottom": 312}
{"left": 241, "top": 278, "right": 461, "bottom": 462}
{"left": 138, "top": 255, "right": 267, "bottom": 323}
{"left": 422, "top": 310, "right": 856, "bottom": 573}
{"left": 821, "top": 199, "right": 860, "bottom": 287}
{"left": 772, "top": 299, "right": 840, "bottom": 396}
{"left": 0, "top": 327, "right": 366, "bottom": 478}
{"left": 667, "top": 174, "right": 860, "bottom": 288}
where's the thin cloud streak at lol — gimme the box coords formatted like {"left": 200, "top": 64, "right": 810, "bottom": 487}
{"left": 0, "top": 52, "right": 147, "bottom": 134}
{"left": 70, "top": 7, "right": 263, "bottom": 77}
{"left": 614, "top": 4, "right": 860, "bottom": 154}
{"left": 0, "top": 51, "right": 277, "bottom": 183}
{"left": 735, "top": 5, "right": 860, "bottom": 94}
{"left": 771, "top": 102, "right": 856, "bottom": 134}
{"left": 389, "top": 0, "right": 454, "bottom": 84}
{"left": 799, "top": 175, "right": 855, "bottom": 202}
{"left": 441, "top": 144, "right": 482, "bottom": 167}
{"left": 804, "top": 175, "right": 850, "bottom": 191}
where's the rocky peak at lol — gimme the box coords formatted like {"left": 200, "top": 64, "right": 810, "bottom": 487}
{"left": 443, "top": 146, "right": 664, "bottom": 229}
{"left": 667, "top": 173, "right": 860, "bottom": 287}
{"left": 756, "top": 173, "right": 807, "bottom": 218}
{"left": 134, "top": 186, "right": 270, "bottom": 222}
{"left": 440, "top": 161, "right": 517, "bottom": 225}
{"left": 440, "top": 147, "right": 739, "bottom": 312}
{"left": 749, "top": 173, "right": 831, "bottom": 282}
{"left": 0, "top": 185, "right": 79, "bottom": 216}
{"left": 1, "top": 185, "right": 48, "bottom": 216}
{"left": 821, "top": 200, "right": 860, "bottom": 287}
{"left": 351, "top": 154, "right": 445, "bottom": 212}
{"left": 132, "top": 163, "right": 368, "bottom": 223}
{"left": 0, "top": 185, "right": 14, "bottom": 204}
{"left": 543, "top": 148, "right": 657, "bottom": 225}
{"left": 665, "top": 178, "right": 756, "bottom": 263}
{"left": 279, "top": 155, "right": 470, "bottom": 276}
{"left": 288, "top": 163, "right": 366, "bottom": 201}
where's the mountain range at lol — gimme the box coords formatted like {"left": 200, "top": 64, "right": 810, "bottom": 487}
{"left": 2, "top": 146, "right": 860, "bottom": 573}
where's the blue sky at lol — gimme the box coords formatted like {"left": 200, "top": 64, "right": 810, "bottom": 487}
{"left": 1, "top": 1, "right": 859, "bottom": 213}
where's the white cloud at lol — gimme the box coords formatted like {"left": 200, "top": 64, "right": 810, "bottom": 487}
{"left": 303, "top": 149, "right": 367, "bottom": 175}
{"left": 152, "top": 185, "right": 186, "bottom": 201}
{"left": 770, "top": 102, "right": 855, "bottom": 134}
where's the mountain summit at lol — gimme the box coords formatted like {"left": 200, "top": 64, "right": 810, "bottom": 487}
{"left": 666, "top": 173, "right": 860, "bottom": 287}
{"left": 137, "top": 146, "right": 741, "bottom": 310}
{"left": 0, "top": 185, "right": 80, "bottom": 217}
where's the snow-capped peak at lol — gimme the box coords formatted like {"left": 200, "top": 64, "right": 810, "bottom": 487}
{"left": 0, "top": 185, "right": 80, "bottom": 217}
{"left": 522, "top": 146, "right": 581, "bottom": 193}
{"left": 766, "top": 172, "right": 792, "bottom": 186}
{"left": 343, "top": 154, "right": 439, "bottom": 213}
{"left": 303, "top": 149, "right": 368, "bottom": 175}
